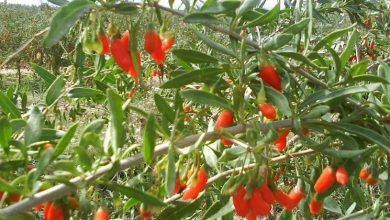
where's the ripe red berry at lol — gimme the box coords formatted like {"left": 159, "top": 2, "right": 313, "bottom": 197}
{"left": 111, "top": 36, "right": 139, "bottom": 84}
{"left": 258, "top": 102, "right": 277, "bottom": 120}
{"left": 46, "top": 203, "right": 64, "bottom": 220}
{"left": 93, "top": 207, "right": 109, "bottom": 220}
{"left": 194, "top": 168, "right": 208, "bottom": 192}
{"left": 151, "top": 69, "right": 161, "bottom": 77}
{"left": 259, "top": 64, "right": 282, "bottom": 91}
{"left": 359, "top": 166, "right": 369, "bottom": 180}
{"left": 258, "top": 181, "right": 275, "bottom": 204}
{"left": 232, "top": 186, "right": 250, "bottom": 217}
{"left": 140, "top": 210, "right": 153, "bottom": 219}
{"left": 184, "top": 106, "right": 191, "bottom": 112}
{"left": 8, "top": 193, "right": 20, "bottom": 202}
{"left": 128, "top": 88, "right": 136, "bottom": 98}
{"left": 144, "top": 31, "right": 165, "bottom": 64}
{"left": 182, "top": 168, "right": 208, "bottom": 200}
{"left": 249, "top": 188, "right": 271, "bottom": 216}
{"left": 161, "top": 36, "right": 175, "bottom": 52}
{"left": 220, "top": 137, "right": 234, "bottom": 145}
{"left": 43, "top": 202, "right": 52, "bottom": 220}
{"left": 273, "top": 189, "right": 295, "bottom": 209}
{"left": 273, "top": 130, "right": 289, "bottom": 152}
{"left": 309, "top": 198, "right": 323, "bottom": 215}
{"left": 245, "top": 211, "right": 257, "bottom": 220}
{"left": 174, "top": 177, "right": 186, "bottom": 194}
{"left": 366, "top": 174, "right": 377, "bottom": 185}
{"left": 214, "top": 110, "right": 234, "bottom": 132}
{"left": 314, "top": 166, "right": 336, "bottom": 193}
{"left": 34, "top": 203, "right": 44, "bottom": 211}
{"left": 98, "top": 33, "right": 110, "bottom": 55}
{"left": 335, "top": 165, "right": 349, "bottom": 185}
{"left": 287, "top": 187, "right": 304, "bottom": 210}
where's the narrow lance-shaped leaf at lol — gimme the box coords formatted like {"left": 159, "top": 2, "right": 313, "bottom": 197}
{"left": 312, "top": 24, "right": 354, "bottom": 51}
{"left": 68, "top": 87, "right": 105, "bottom": 98}
{"left": 282, "top": 18, "right": 310, "bottom": 35}
{"left": 107, "top": 89, "right": 124, "bottom": 153}
{"left": 240, "top": 2, "right": 280, "bottom": 28}
{"left": 181, "top": 90, "right": 233, "bottom": 111}
{"left": 24, "top": 106, "right": 42, "bottom": 146}
{"left": 107, "top": 183, "right": 166, "bottom": 207}
{"left": 44, "top": 0, "right": 95, "bottom": 47}
{"left": 0, "top": 91, "right": 21, "bottom": 119}
{"left": 31, "top": 63, "right": 56, "bottom": 85}
{"left": 52, "top": 123, "right": 78, "bottom": 158}
{"left": 161, "top": 68, "right": 224, "bottom": 89}
{"left": 192, "top": 28, "right": 237, "bottom": 58}
{"left": 339, "top": 29, "right": 357, "bottom": 73}
{"left": 45, "top": 75, "right": 65, "bottom": 106}
{"left": 172, "top": 49, "right": 218, "bottom": 64}
{"left": 143, "top": 114, "right": 156, "bottom": 164}
{"left": 33, "top": 147, "right": 53, "bottom": 183}
{"left": 166, "top": 145, "right": 176, "bottom": 196}
{"left": 236, "top": 0, "right": 259, "bottom": 16}
{"left": 0, "top": 117, "right": 12, "bottom": 153}
{"left": 154, "top": 94, "right": 175, "bottom": 123}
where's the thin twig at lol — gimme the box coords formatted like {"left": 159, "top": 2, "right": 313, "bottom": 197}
{"left": 336, "top": 203, "right": 389, "bottom": 220}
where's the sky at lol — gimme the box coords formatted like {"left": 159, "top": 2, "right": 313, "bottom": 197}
{"left": 4, "top": 0, "right": 279, "bottom": 8}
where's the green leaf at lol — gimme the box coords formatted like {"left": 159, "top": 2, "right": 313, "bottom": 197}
{"left": 0, "top": 179, "right": 18, "bottom": 193}
{"left": 82, "top": 119, "right": 106, "bottom": 134}
{"left": 40, "top": 129, "right": 65, "bottom": 141}
{"left": 74, "top": 146, "right": 92, "bottom": 170}
{"left": 166, "top": 145, "right": 176, "bottom": 196}
{"left": 0, "top": 91, "right": 21, "bottom": 119}
{"left": 240, "top": 2, "right": 280, "bottom": 28}
{"left": 181, "top": 90, "right": 232, "bottom": 111}
{"left": 340, "top": 30, "right": 357, "bottom": 72}
{"left": 156, "top": 200, "right": 202, "bottom": 220}
{"left": 301, "top": 105, "right": 330, "bottom": 119}
{"left": 324, "top": 45, "right": 341, "bottom": 79}
{"left": 107, "top": 89, "right": 124, "bottom": 152}
{"left": 276, "top": 52, "right": 325, "bottom": 71}
{"left": 263, "top": 33, "right": 293, "bottom": 51}
{"left": 43, "top": 0, "right": 95, "bottom": 47}
{"left": 236, "top": 0, "right": 259, "bottom": 16}
{"left": 192, "top": 28, "right": 237, "bottom": 58}
{"left": 172, "top": 49, "right": 218, "bottom": 64}
{"left": 321, "top": 148, "right": 373, "bottom": 159}
{"left": 184, "top": 13, "right": 222, "bottom": 24}
{"left": 48, "top": 0, "right": 68, "bottom": 6}
{"left": 10, "top": 119, "right": 26, "bottom": 133}
{"left": 33, "top": 148, "right": 53, "bottom": 182}
{"left": 111, "top": 2, "right": 138, "bottom": 15}
{"left": 264, "top": 86, "right": 292, "bottom": 117}
{"left": 201, "top": 0, "right": 241, "bottom": 14}
{"left": 68, "top": 87, "right": 105, "bottom": 99}
{"left": 201, "top": 196, "right": 232, "bottom": 220}
{"left": 316, "top": 122, "right": 390, "bottom": 153}
{"left": 143, "top": 114, "right": 156, "bottom": 164}
{"left": 107, "top": 183, "right": 166, "bottom": 207}
{"left": 350, "top": 60, "right": 370, "bottom": 76}
{"left": 313, "top": 25, "right": 354, "bottom": 51}
{"left": 31, "top": 63, "right": 56, "bottom": 84}
{"left": 203, "top": 146, "right": 218, "bottom": 170}
{"left": 45, "top": 75, "right": 65, "bottom": 106}
{"left": 351, "top": 75, "right": 389, "bottom": 84}
{"left": 161, "top": 68, "right": 224, "bottom": 89}
{"left": 53, "top": 123, "right": 78, "bottom": 158}
{"left": 0, "top": 117, "right": 12, "bottom": 153}
{"left": 300, "top": 84, "right": 380, "bottom": 107}
{"left": 0, "top": 160, "right": 25, "bottom": 172}
{"left": 24, "top": 107, "right": 42, "bottom": 146}
{"left": 282, "top": 18, "right": 310, "bottom": 35}
{"left": 155, "top": 95, "right": 176, "bottom": 123}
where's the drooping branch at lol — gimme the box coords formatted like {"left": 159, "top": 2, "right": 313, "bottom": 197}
{"left": 0, "top": 119, "right": 293, "bottom": 217}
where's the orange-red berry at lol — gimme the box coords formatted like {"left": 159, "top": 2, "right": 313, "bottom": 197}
{"left": 335, "top": 165, "right": 349, "bottom": 185}
{"left": 259, "top": 64, "right": 282, "bottom": 91}
{"left": 258, "top": 102, "right": 277, "bottom": 120}
{"left": 309, "top": 198, "right": 323, "bottom": 215}
{"left": 314, "top": 166, "right": 336, "bottom": 193}
{"left": 93, "top": 207, "right": 109, "bottom": 220}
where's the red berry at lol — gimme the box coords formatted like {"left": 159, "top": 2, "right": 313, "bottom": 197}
{"left": 34, "top": 204, "right": 44, "bottom": 211}
{"left": 359, "top": 166, "right": 369, "bottom": 180}
{"left": 128, "top": 88, "right": 136, "bottom": 98}
{"left": 232, "top": 186, "right": 250, "bottom": 217}
{"left": 43, "top": 202, "right": 52, "bottom": 220}
{"left": 111, "top": 36, "right": 139, "bottom": 84}
{"left": 258, "top": 102, "right": 277, "bottom": 120}
{"left": 184, "top": 106, "right": 191, "bottom": 112}
{"left": 309, "top": 198, "right": 322, "bottom": 215}
{"left": 140, "top": 210, "right": 153, "bottom": 219}
{"left": 174, "top": 177, "right": 186, "bottom": 194}
{"left": 144, "top": 31, "right": 165, "bottom": 64}
{"left": 98, "top": 33, "right": 110, "bottom": 55}
{"left": 47, "top": 203, "right": 64, "bottom": 220}
{"left": 8, "top": 193, "right": 20, "bottom": 202}
{"left": 249, "top": 187, "right": 271, "bottom": 216}
{"left": 194, "top": 168, "right": 208, "bottom": 192}
{"left": 273, "top": 130, "right": 289, "bottom": 152}
{"left": 93, "top": 207, "right": 109, "bottom": 220}
{"left": 259, "top": 64, "right": 282, "bottom": 91}
{"left": 245, "top": 211, "right": 257, "bottom": 220}
{"left": 214, "top": 110, "right": 234, "bottom": 133}
{"left": 161, "top": 36, "right": 175, "bottom": 52}
{"left": 220, "top": 137, "right": 234, "bottom": 145}
{"left": 366, "top": 174, "right": 377, "bottom": 185}
{"left": 314, "top": 166, "right": 336, "bottom": 193}
{"left": 335, "top": 165, "right": 349, "bottom": 185}
{"left": 287, "top": 187, "right": 304, "bottom": 210}
{"left": 258, "top": 181, "right": 275, "bottom": 204}
{"left": 273, "top": 189, "right": 295, "bottom": 209}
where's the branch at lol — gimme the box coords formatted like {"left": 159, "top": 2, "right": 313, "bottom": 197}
{"left": 336, "top": 203, "right": 389, "bottom": 220}
{"left": 0, "top": 27, "right": 49, "bottom": 69}
{"left": 0, "top": 119, "right": 292, "bottom": 217}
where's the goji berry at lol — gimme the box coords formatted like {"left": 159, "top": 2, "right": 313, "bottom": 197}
{"left": 98, "top": 33, "right": 110, "bottom": 55}
{"left": 259, "top": 181, "right": 275, "bottom": 204}
{"left": 335, "top": 165, "right": 349, "bottom": 185}
{"left": 174, "top": 177, "right": 186, "bottom": 194}
{"left": 221, "top": 137, "right": 234, "bottom": 145}
{"left": 151, "top": 69, "right": 161, "bottom": 77}
{"left": 161, "top": 36, "right": 175, "bottom": 52}
{"left": 182, "top": 185, "right": 200, "bottom": 200}
{"left": 43, "top": 143, "right": 53, "bottom": 150}
{"left": 273, "top": 130, "right": 289, "bottom": 152}
{"left": 144, "top": 30, "right": 165, "bottom": 64}
{"left": 366, "top": 174, "right": 377, "bottom": 185}
{"left": 309, "top": 198, "right": 322, "bottom": 215}
{"left": 8, "top": 193, "right": 20, "bottom": 202}
{"left": 273, "top": 189, "right": 294, "bottom": 209}
{"left": 259, "top": 64, "right": 282, "bottom": 91}
{"left": 245, "top": 211, "right": 257, "bottom": 220}
{"left": 43, "top": 202, "right": 52, "bottom": 220}
{"left": 359, "top": 166, "right": 369, "bottom": 180}
{"left": 214, "top": 110, "right": 234, "bottom": 133}
{"left": 47, "top": 203, "right": 64, "bottom": 220}
{"left": 314, "top": 166, "right": 336, "bottom": 193}
{"left": 233, "top": 186, "right": 250, "bottom": 217}
{"left": 249, "top": 188, "right": 271, "bottom": 216}
{"left": 287, "top": 187, "right": 304, "bottom": 209}
{"left": 34, "top": 203, "right": 44, "bottom": 211}
{"left": 140, "top": 210, "right": 153, "bottom": 219}
{"left": 93, "top": 207, "right": 109, "bottom": 220}
{"left": 258, "top": 102, "right": 277, "bottom": 120}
